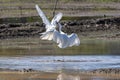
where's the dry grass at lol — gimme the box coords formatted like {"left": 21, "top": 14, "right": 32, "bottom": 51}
{"left": 0, "top": 0, "right": 120, "bottom": 18}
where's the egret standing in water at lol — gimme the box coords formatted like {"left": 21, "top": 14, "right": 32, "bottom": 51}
{"left": 35, "top": 4, "right": 80, "bottom": 48}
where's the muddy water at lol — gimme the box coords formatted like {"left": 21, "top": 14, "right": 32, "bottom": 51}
{"left": 0, "top": 37, "right": 120, "bottom": 55}
{"left": 0, "top": 55, "right": 120, "bottom": 80}
{"left": 0, "top": 37, "right": 120, "bottom": 80}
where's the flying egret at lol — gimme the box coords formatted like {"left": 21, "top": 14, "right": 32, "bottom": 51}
{"left": 35, "top": 4, "right": 80, "bottom": 48}
{"left": 35, "top": 4, "right": 62, "bottom": 40}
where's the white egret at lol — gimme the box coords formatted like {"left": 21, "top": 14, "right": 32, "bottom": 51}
{"left": 35, "top": 4, "right": 80, "bottom": 48}
{"left": 53, "top": 22, "right": 80, "bottom": 48}
{"left": 35, "top": 4, "right": 62, "bottom": 40}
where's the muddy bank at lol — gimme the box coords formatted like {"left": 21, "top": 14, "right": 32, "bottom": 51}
{"left": 0, "top": 17, "right": 120, "bottom": 39}
{"left": 0, "top": 22, "right": 44, "bottom": 39}
{"left": 1, "top": 68, "right": 120, "bottom": 75}
{"left": 0, "top": 68, "right": 120, "bottom": 80}
{"left": 89, "top": 68, "right": 120, "bottom": 74}
{"left": 0, "top": 71, "right": 58, "bottom": 80}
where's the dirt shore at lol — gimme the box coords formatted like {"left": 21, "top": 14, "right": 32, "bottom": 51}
{"left": 0, "top": 17, "right": 120, "bottom": 39}
{"left": 0, "top": 68, "right": 120, "bottom": 80}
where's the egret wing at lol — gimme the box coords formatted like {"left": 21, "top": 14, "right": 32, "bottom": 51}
{"left": 35, "top": 4, "right": 51, "bottom": 28}
{"left": 40, "top": 31, "right": 54, "bottom": 40}
{"left": 53, "top": 30, "right": 69, "bottom": 48}
{"left": 68, "top": 33, "right": 80, "bottom": 47}
{"left": 53, "top": 30, "right": 62, "bottom": 44}
{"left": 58, "top": 34, "right": 69, "bottom": 48}
{"left": 51, "top": 12, "right": 63, "bottom": 26}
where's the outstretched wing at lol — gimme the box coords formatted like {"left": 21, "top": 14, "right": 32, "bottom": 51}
{"left": 51, "top": 12, "right": 63, "bottom": 26}
{"left": 35, "top": 4, "right": 51, "bottom": 28}
{"left": 68, "top": 33, "right": 80, "bottom": 47}
{"left": 40, "top": 30, "right": 54, "bottom": 40}
{"left": 53, "top": 30, "right": 62, "bottom": 44}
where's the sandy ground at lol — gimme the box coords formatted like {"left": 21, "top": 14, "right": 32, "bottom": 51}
{"left": 0, "top": 70, "right": 120, "bottom": 80}
{"left": 0, "top": 72, "right": 58, "bottom": 80}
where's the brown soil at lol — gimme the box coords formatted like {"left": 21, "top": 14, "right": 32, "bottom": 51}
{"left": 0, "top": 17, "right": 120, "bottom": 39}
{"left": 0, "top": 68, "right": 120, "bottom": 80}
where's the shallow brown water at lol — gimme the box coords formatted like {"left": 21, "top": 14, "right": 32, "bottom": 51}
{"left": 0, "top": 37, "right": 120, "bottom": 55}
{"left": 0, "top": 37, "right": 120, "bottom": 80}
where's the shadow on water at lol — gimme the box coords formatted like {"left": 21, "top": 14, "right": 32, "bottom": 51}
{"left": 0, "top": 37, "right": 120, "bottom": 56}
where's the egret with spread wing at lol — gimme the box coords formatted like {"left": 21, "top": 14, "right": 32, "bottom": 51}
{"left": 35, "top": 4, "right": 62, "bottom": 40}
{"left": 54, "top": 22, "right": 80, "bottom": 48}
{"left": 35, "top": 4, "right": 80, "bottom": 48}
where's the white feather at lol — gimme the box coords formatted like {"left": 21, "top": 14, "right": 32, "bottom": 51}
{"left": 35, "top": 4, "right": 80, "bottom": 48}
{"left": 51, "top": 12, "right": 63, "bottom": 26}
{"left": 35, "top": 4, "right": 51, "bottom": 29}
{"left": 40, "top": 31, "right": 54, "bottom": 40}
